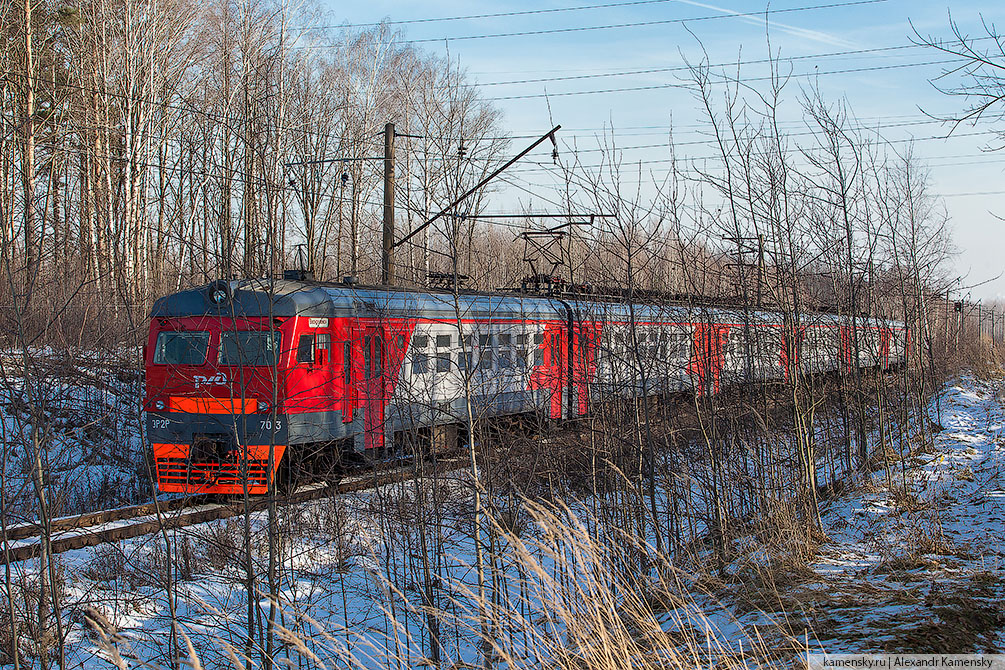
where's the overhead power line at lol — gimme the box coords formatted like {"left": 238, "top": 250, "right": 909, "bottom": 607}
{"left": 484, "top": 58, "right": 961, "bottom": 100}
{"left": 473, "top": 43, "right": 932, "bottom": 88}
{"left": 504, "top": 129, "right": 1001, "bottom": 174}
{"left": 294, "top": 0, "right": 887, "bottom": 48}
{"left": 304, "top": 0, "right": 729, "bottom": 29}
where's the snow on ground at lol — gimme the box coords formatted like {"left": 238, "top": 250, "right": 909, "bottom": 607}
{"left": 7, "top": 373, "right": 1003, "bottom": 668}
{"left": 0, "top": 353, "right": 149, "bottom": 520}
{"left": 719, "top": 373, "right": 1005, "bottom": 653}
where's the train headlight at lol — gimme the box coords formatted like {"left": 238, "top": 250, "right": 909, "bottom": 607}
{"left": 209, "top": 286, "right": 228, "bottom": 306}
{"left": 153, "top": 399, "right": 166, "bottom": 411}
{"left": 258, "top": 399, "right": 271, "bottom": 414}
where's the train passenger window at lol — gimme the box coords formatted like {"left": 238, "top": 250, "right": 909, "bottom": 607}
{"left": 517, "top": 333, "right": 528, "bottom": 345}
{"left": 436, "top": 355, "right": 451, "bottom": 373}
{"left": 532, "top": 332, "right": 545, "bottom": 366}
{"left": 219, "top": 331, "right": 280, "bottom": 366}
{"left": 297, "top": 333, "right": 315, "bottom": 364}
{"left": 498, "top": 334, "right": 512, "bottom": 368}
{"left": 479, "top": 333, "right": 492, "bottom": 347}
{"left": 412, "top": 352, "right": 429, "bottom": 375}
{"left": 153, "top": 331, "right": 210, "bottom": 365}
{"left": 414, "top": 334, "right": 429, "bottom": 349}
{"left": 397, "top": 334, "right": 405, "bottom": 349}
{"left": 375, "top": 338, "right": 383, "bottom": 376}
{"left": 435, "top": 334, "right": 451, "bottom": 373}
{"left": 479, "top": 349, "right": 493, "bottom": 370}
{"left": 317, "top": 333, "right": 330, "bottom": 365}
{"left": 517, "top": 348, "right": 528, "bottom": 369}
{"left": 457, "top": 350, "right": 473, "bottom": 371}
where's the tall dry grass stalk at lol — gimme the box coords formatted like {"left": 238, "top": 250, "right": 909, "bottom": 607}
{"left": 88, "top": 499, "right": 801, "bottom": 669}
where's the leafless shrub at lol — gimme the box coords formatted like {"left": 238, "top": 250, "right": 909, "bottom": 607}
{"left": 198, "top": 520, "right": 244, "bottom": 573}
{"left": 81, "top": 545, "right": 129, "bottom": 583}
{"left": 0, "top": 603, "right": 21, "bottom": 666}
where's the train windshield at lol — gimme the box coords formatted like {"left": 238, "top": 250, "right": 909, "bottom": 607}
{"left": 153, "top": 331, "right": 210, "bottom": 365}
{"left": 219, "top": 331, "right": 281, "bottom": 366}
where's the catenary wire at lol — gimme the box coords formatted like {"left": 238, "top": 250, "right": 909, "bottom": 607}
{"left": 293, "top": 0, "right": 887, "bottom": 48}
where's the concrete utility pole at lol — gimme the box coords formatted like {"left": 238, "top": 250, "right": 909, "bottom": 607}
{"left": 382, "top": 122, "right": 395, "bottom": 286}
{"left": 945, "top": 289, "right": 951, "bottom": 357}
{"left": 757, "top": 233, "right": 765, "bottom": 308}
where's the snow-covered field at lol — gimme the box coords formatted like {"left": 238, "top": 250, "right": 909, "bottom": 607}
{"left": 4, "top": 372, "right": 1003, "bottom": 668}
{"left": 719, "top": 373, "right": 1005, "bottom": 654}
{"left": 0, "top": 354, "right": 149, "bottom": 522}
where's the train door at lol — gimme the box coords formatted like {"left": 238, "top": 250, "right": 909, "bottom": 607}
{"left": 879, "top": 327, "right": 892, "bottom": 369}
{"left": 551, "top": 326, "right": 567, "bottom": 419}
{"left": 333, "top": 318, "right": 355, "bottom": 425}
{"left": 839, "top": 325, "right": 852, "bottom": 373}
{"left": 359, "top": 324, "right": 386, "bottom": 450}
{"left": 528, "top": 324, "right": 566, "bottom": 419}
{"left": 293, "top": 318, "right": 331, "bottom": 412}
{"left": 687, "top": 323, "right": 729, "bottom": 396}
{"left": 571, "top": 322, "right": 601, "bottom": 416}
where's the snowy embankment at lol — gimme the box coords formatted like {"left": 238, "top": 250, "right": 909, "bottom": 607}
{"left": 721, "top": 373, "right": 1005, "bottom": 653}
{"left": 0, "top": 354, "right": 148, "bottom": 520}
{"left": 8, "top": 373, "right": 1003, "bottom": 669}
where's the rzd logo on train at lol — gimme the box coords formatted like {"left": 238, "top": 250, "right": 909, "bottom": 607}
{"left": 193, "top": 372, "right": 228, "bottom": 388}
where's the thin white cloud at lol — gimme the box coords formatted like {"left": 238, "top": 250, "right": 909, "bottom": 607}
{"left": 675, "top": 0, "right": 859, "bottom": 48}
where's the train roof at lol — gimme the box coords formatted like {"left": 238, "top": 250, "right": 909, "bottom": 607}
{"left": 149, "top": 279, "right": 903, "bottom": 328}
{"left": 150, "top": 279, "right": 568, "bottom": 321}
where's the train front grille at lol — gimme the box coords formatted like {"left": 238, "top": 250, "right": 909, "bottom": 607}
{"left": 156, "top": 456, "right": 270, "bottom": 488}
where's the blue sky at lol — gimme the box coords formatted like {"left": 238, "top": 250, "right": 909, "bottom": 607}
{"left": 321, "top": 1, "right": 1005, "bottom": 302}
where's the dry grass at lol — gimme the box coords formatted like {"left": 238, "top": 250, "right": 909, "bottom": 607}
{"left": 880, "top": 577, "right": 1005, "bottom": 653}
{"left": 871, "top": 555, "right": 940, "bottom": 574}
{"left": 83, "top": 499, "right": 804, "bottom": 670}
{"left": 889, "top": 488, "right": 930, "bottom": 514}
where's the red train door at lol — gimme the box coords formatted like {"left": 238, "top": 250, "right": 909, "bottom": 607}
{"left": 550, "top": 325, "right": 567, "bottom": 419}
{"left": 571, "top": 322, "right": 601, "bottom": 416}
{"left": 687, "top": 323, "right": 729, "bottom": 396}
{"left": 360, "top": 325, "right": 386, "bottom": 450}
{"left": 879, "top": 327, "right": 892, "bottom": 369}
{"left": 293, "top": 320, "right": 331, "bottom": 413}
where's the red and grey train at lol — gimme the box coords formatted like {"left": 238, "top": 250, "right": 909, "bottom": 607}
{"left": 144, "top": 278, "right": 907, "bottom": 495}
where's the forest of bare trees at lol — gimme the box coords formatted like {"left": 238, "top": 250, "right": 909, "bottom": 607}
{"left": 2, "top": 0, "right": 1005, "bottom": 668}
{"left": 1, "top": 0, "right": 515, "bottom": 346}
{"left": 1, "top": 0, "right": 999, "bottom": 354}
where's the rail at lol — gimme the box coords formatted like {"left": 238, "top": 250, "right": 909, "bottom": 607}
{"left": 1, "top": 456, "right": 467, "bottom": 565}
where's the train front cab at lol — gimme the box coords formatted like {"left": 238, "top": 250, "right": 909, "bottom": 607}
{"left": 145, "top": 316, "right": 289, "bottom": 495}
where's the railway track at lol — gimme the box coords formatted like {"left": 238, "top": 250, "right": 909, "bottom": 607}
{"left": 1, "top": 456, "right": 467, "bottom": 566}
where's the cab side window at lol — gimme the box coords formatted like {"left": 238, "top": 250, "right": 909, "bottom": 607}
{"left": 297, "top": 333, "right": 315, "bottom": 364}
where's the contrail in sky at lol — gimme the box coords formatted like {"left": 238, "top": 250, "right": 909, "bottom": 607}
{"left": 675, "top": 0, "right": 859, "bottom": 48}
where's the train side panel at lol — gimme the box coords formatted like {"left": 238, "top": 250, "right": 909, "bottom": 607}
{"left": 145, "top": 280, "right": 909, "bottom": 495}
